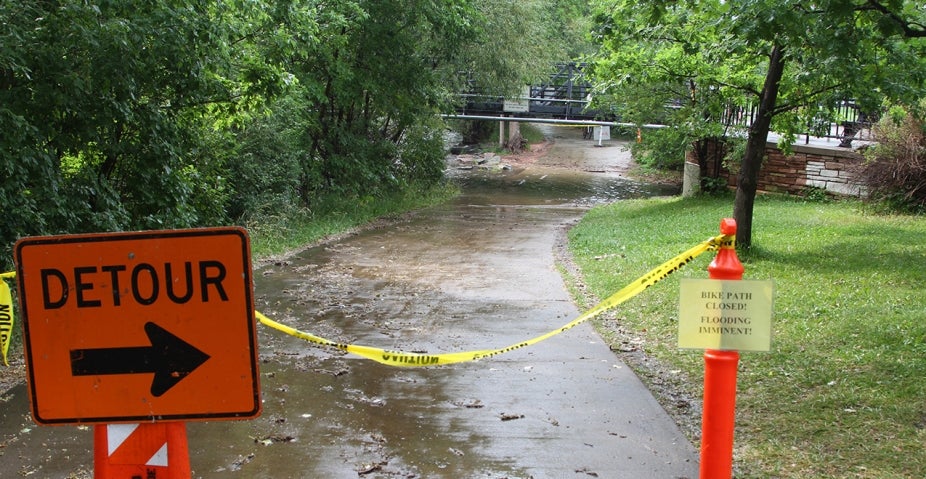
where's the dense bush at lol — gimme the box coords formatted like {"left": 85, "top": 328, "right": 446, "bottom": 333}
{"left": 226, "top": 99, "right": 305, "bottom": 222}
{"left": 0, "top": 1, "right": 233, "bottom": 271}
{"left": 861, "top": 105, "right": 926, "bottom": 213}
{"left": 628, "top": 126, "right": 689, "bottom": 170}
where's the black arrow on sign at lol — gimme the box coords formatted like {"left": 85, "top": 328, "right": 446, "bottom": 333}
{"left": 70, "top": 322, "right": 210, "bottom": 397}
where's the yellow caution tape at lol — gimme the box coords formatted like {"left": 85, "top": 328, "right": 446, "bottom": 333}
{"left": 0, "top": 233, "right": 729, "bottom": 368}
{"left": 257, "top": 233, "right": 729, "bottom": 366}
{"left": 0, "top": 278, "right": 14, "bottom": 366}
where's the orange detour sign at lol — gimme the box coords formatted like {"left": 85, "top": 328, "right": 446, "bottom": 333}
{"left": 94, "top": 422, "right": 191, "bottom": 478}
{"left": 14, "top": 227, "right": 261, "bottom": 425}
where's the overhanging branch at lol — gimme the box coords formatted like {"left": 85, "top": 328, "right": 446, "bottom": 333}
{"left": 862, "top": 1, "right": 926, "bottom": 38}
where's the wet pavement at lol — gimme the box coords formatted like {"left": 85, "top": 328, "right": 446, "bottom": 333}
{"left": 0, "top": 125, "right": 696, "bottom": 478}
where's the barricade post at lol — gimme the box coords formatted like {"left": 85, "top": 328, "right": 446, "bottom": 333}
{"left": 94, "top": 421, "right": 191, "bottom": 478}
{"left": 700, "top": 218, "right": 744, "bottom": 478}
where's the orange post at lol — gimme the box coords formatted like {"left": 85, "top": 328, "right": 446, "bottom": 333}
{"left": 700, "top": 218, "right": 744, "bottom": 478}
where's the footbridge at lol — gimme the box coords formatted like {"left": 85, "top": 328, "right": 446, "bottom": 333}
{"left": 447, "top": 63, "right": 634, "bottom": 146}
{"left": 453, "top": 63, "right": 612, "bottom": 123}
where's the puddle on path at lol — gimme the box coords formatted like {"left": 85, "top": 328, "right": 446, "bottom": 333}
{"left": 453, "top": 165, "right": 675, "bottom": 207}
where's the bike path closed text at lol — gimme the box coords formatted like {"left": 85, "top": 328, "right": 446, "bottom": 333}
{"left": 678, "top": 279, "right": 774, "bottom": 351}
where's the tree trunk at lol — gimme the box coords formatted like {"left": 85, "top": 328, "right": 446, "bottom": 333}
{"left": 734, "top": 44, "right": 785, "bottom": 249}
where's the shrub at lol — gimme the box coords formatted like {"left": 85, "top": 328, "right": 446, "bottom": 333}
{"left": 630, "top": 125, "right": 688, "bottom": 170}
{"left": 861, "top": 105, "right": 926, "bottom": 213}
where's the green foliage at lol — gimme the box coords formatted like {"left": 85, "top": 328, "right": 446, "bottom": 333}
{"left": 801, "top": 186, "right": 831, "bottom": 203}
{"left": 259, "top": 0, "right": 481, "bottom": 202}
{"left": 0, "top": 0, "right": 585, "bottom": 272}
{"left": 630, "top": 126, "right": 689, "bottom": 170}
{"left": 1, "top": 0, "right": 239, "bottom": 269}
{"left": 460, "top": 0, "right": 589, "bottom": 97}
{"left": 395, "top": 120, "right": 450, "bottom": 187}
{"left": 591, "top": 0, "right": 926, "bottom": 142}
{"left": 700, "top": 176, "right": 731, "bottom": 196}
{"left": 0, "top": 1, "right": 397, "bottom": 267}
{"left": 456, "top": 120, "right": 497, "bottom": 145}
{"left": 226, "top": 98, "right": 305, "bottom": 222}
{"left": 519, "top": 123, "right": 547, "bottom": 144}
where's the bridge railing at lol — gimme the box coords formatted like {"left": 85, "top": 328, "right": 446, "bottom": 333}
{"left": 456, "top": 63, "right": 608, "bottom": 120}
{"left": 457, "top": 91, "right": 603, "bottom": 120}
{"left": 719, "top": 100, "right": 876, "bottom": 146}
{"left": 456, "top": 63, "right": 876, "bottom": 146}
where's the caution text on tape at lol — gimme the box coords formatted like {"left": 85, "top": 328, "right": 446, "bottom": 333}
{"left": 1, "top": 233, "right": 729, "bottom": 368}
{"left": 257, "top": 233, "right": 729, "bottom": 366}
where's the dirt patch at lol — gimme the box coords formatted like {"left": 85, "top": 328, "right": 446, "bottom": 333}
{"left": 0, "top": 355, "right": 25, "bottom": 396}
{"left": 499, "top": 139, "right": 554, "bottom": 167}
{"left": 624, "top": 163, "right": 684, "bottom": 188}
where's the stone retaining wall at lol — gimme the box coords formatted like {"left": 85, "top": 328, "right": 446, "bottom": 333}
{"left": 690, "top": 140, "right": 867, "bottom": 197}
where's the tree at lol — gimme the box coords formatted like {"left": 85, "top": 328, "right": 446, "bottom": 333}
{"left": 0, "top": 0, "right": 592, "bottom": 272}
{"left": 590, "top": 0, "right": 926, "bottom": 248}
{"left": 254, "top": 0, "right": 583, "bottom": 201}
{"left": 0, "top": 0, "right": 309, "bottom": 270}
{"left": 259, "top": 0, "right": 481, "bottom": 200}
{"left": 458, "top": 0, "right": 592, "bottom": 97}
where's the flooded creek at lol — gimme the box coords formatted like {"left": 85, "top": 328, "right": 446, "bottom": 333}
{"left": 0, "top": 126, "right": 696, "bottom": 478}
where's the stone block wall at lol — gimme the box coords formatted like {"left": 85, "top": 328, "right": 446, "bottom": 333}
{"left": 691, "top": 140, "right": 867, "bottom": 197}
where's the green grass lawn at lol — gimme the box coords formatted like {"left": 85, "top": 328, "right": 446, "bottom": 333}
{"left": 567, "top": 195, "right": 926, "bottom": 478}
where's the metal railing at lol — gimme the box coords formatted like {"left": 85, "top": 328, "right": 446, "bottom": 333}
{"left": 456, "top": 64, "right": 877, "bottom": 146}
{"left": 720, "top": 100, "right": 875, "bottom": 146}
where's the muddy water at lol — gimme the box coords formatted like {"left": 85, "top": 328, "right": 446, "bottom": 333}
{"left": 0, "top": 126, "right": 695, "bottom": 478}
